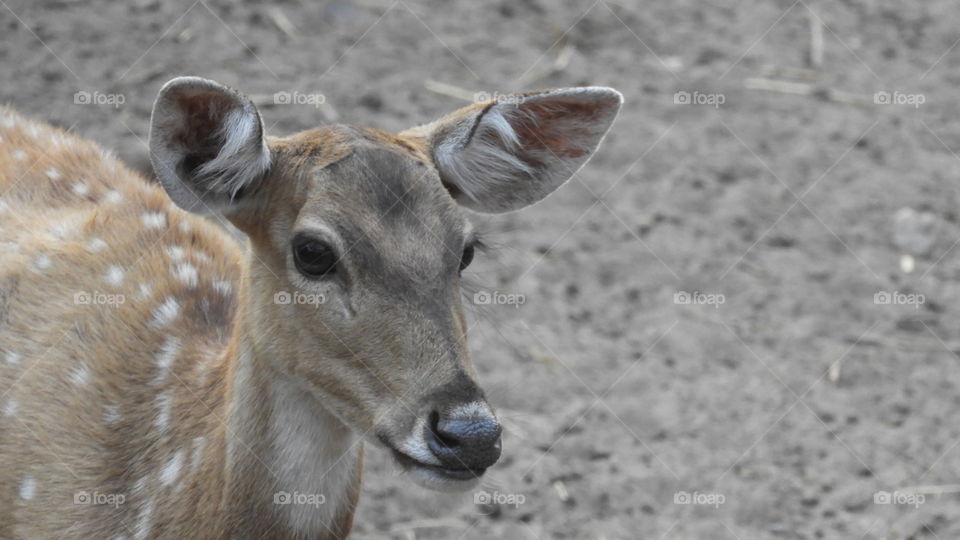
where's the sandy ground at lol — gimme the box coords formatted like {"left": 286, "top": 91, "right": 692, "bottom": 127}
{"left": 4, "top": 0, "right": 960, "bottom": 538}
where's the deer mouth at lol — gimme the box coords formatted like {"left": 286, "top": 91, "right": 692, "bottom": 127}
{"left": 373, "top": 404, "right": 501, "bottom": 491}
{"left": 389, "top": 447, "right": 486, "bottom": 489}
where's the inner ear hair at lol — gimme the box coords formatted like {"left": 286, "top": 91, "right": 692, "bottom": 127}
{"left": 422, "top": 87, "right": 623, "bottom": 214}
{"left": 149, "top": 77, "right": 271, "bottom": 215}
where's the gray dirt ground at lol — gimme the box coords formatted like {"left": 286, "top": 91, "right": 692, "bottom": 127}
{"left": 4, "top": 0, "right": 960, "bottom": 538}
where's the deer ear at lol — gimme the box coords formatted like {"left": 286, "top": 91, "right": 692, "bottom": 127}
{"left": 149, "top": 76, "right": 271, "bottom": 214}
{"left": 407, "top": 88, "right": 622, "bottom": 213}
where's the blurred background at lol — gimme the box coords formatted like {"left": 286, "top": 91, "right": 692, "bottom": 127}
{"left": 4, "top": 0, "right": 960, "bottom": 537}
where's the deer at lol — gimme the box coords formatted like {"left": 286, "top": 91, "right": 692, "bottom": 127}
{"left": 0, "top": 76, "right": 621, "bottom": 538}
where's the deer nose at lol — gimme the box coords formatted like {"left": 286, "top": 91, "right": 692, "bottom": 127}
{"left": 425, "top": 409, "right": 502, "bottom": 471}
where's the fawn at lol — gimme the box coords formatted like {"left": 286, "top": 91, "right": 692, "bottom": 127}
{"left": 0, "top": 77, "right": 621, "bottom": 538}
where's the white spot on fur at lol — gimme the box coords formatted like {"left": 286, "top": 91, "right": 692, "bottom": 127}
{"left": 72, "top": 182, "right": 89, "bottom": 196}
{"left": 49, "top": 220, "right": 75, "bottom": 240}
{"left": 6, "top": 351, "right": 20, "bottom": 365}
{"left": 19, "top": 475, "right": 35, "bottom": 500}
{"left": 1, "top": 116, "right": 15, "bottom": 128}
{"left": 87, "top": 238, "right": 108, "bottom": 252}
{"left": 150, "top": 297, "right": 180, "bottom": 328}
{"left": 155, "top": 391, "right": 172, "bottom": 431}
{"left": 137, "top": 282, "right": 153, "bottom": 300}
{"left": 141, "top": 212, "right": 167, "bottom": 229}
{"left": 27, "top": 124, "right": 39, "bottom": 139}
{"left": 44, "top": 167, "right": 61, "bottom": 180}
{"left": 105, "top": 266, "right": 125, "bottom": 287}
{"left": 179, "top": 220, "right": 191, "bottom": 233}
{"left": 104, "top": 190, "right": 123, "bottom": 204}
{"left": 173, "top": 262, "right": 198, "bottom": 288}
{"left": 0, "top": 199, "right": 8, "bottom": 214}
{"left": 104, "top": 404, "right": 122, "bottom": 425}
{"left": 212, "top": 279, "right": 233, "bottom": 296}
{"left": 4, "top": 396, "right": 18, "bottom": 417}
{"left": 134, "top": 499, "right": 153, "bottom": 540}
{"left": 34, "top": 253, "right": 52, "bottom": 270}
{"left": 70, "top": 364, "right": 90, "bottom": 387}
{"left": 166, "top": 245, "right": 186, "bottom": 261}
{"left": 12, "top": 149, "right": 25, "bottom": 161}
{"left": 154, "top": 337, "right": 180, "bottom": 384}
{"left": 159, "top": 449, "right": 184, "bottom": 487}
{"left": 193, "top": 251, "right": 212, "bottom": 264}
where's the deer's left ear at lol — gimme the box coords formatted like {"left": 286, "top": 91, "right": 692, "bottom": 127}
{"left": 404, "top": 88, "right": 622, "bottom": 213}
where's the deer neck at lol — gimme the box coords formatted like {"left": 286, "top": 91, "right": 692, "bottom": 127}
{"left": 221, "top": 263, "right": 363, "bottom": 538}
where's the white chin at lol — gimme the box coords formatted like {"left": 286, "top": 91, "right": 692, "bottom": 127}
{"left": 404, "top": 463, "right": 483, "bottom": 492}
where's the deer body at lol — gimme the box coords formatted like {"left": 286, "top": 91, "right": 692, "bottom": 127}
{"left": 0, "top": 78, "right": 620, "bottom": 538}
{"left": 0, "top": 110, "right": 362, "bottom": 538}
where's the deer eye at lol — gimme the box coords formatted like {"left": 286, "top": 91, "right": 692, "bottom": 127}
{"left": 293, "top": 235, "right": 338, "bottom": 278}
{"left": 459, "top": 243, "right": 475, "bottom": 273}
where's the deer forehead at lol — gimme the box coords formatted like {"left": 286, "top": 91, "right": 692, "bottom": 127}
{"left": 288, "top": 128, "right": 462, "bottom": 221}
{"left": 270, "top": 133, "right": 470, "bottom": 280}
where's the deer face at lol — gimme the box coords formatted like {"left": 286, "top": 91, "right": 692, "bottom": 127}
{"left": 249, "top": 132, "right": 497, "bottom": 490}
{"left": 149, "top": 77, "right": 621, "bottom": 491}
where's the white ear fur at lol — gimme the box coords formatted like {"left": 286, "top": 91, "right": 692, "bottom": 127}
{"left": 149, "top": 76, "right": 271, "bottom": 214}
{"left": 421, "top": 87, "right": 622, "bottom": 213}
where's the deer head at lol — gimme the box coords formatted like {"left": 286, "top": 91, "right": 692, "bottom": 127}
{"left": 148, "top": 76, "right": 622, "bottom": 491}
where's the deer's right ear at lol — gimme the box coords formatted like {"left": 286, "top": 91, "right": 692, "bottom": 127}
{"left": 149, "top": 76, "right": 271, "bottom": 214}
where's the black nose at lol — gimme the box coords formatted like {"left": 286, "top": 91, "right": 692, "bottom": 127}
{"left": 426, "top": 410, "right": 502, "bottom": 471}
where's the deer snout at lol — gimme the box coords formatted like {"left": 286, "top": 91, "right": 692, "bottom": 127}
{"left": 425, "top": 407, "right": 502, "bottom": 471}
